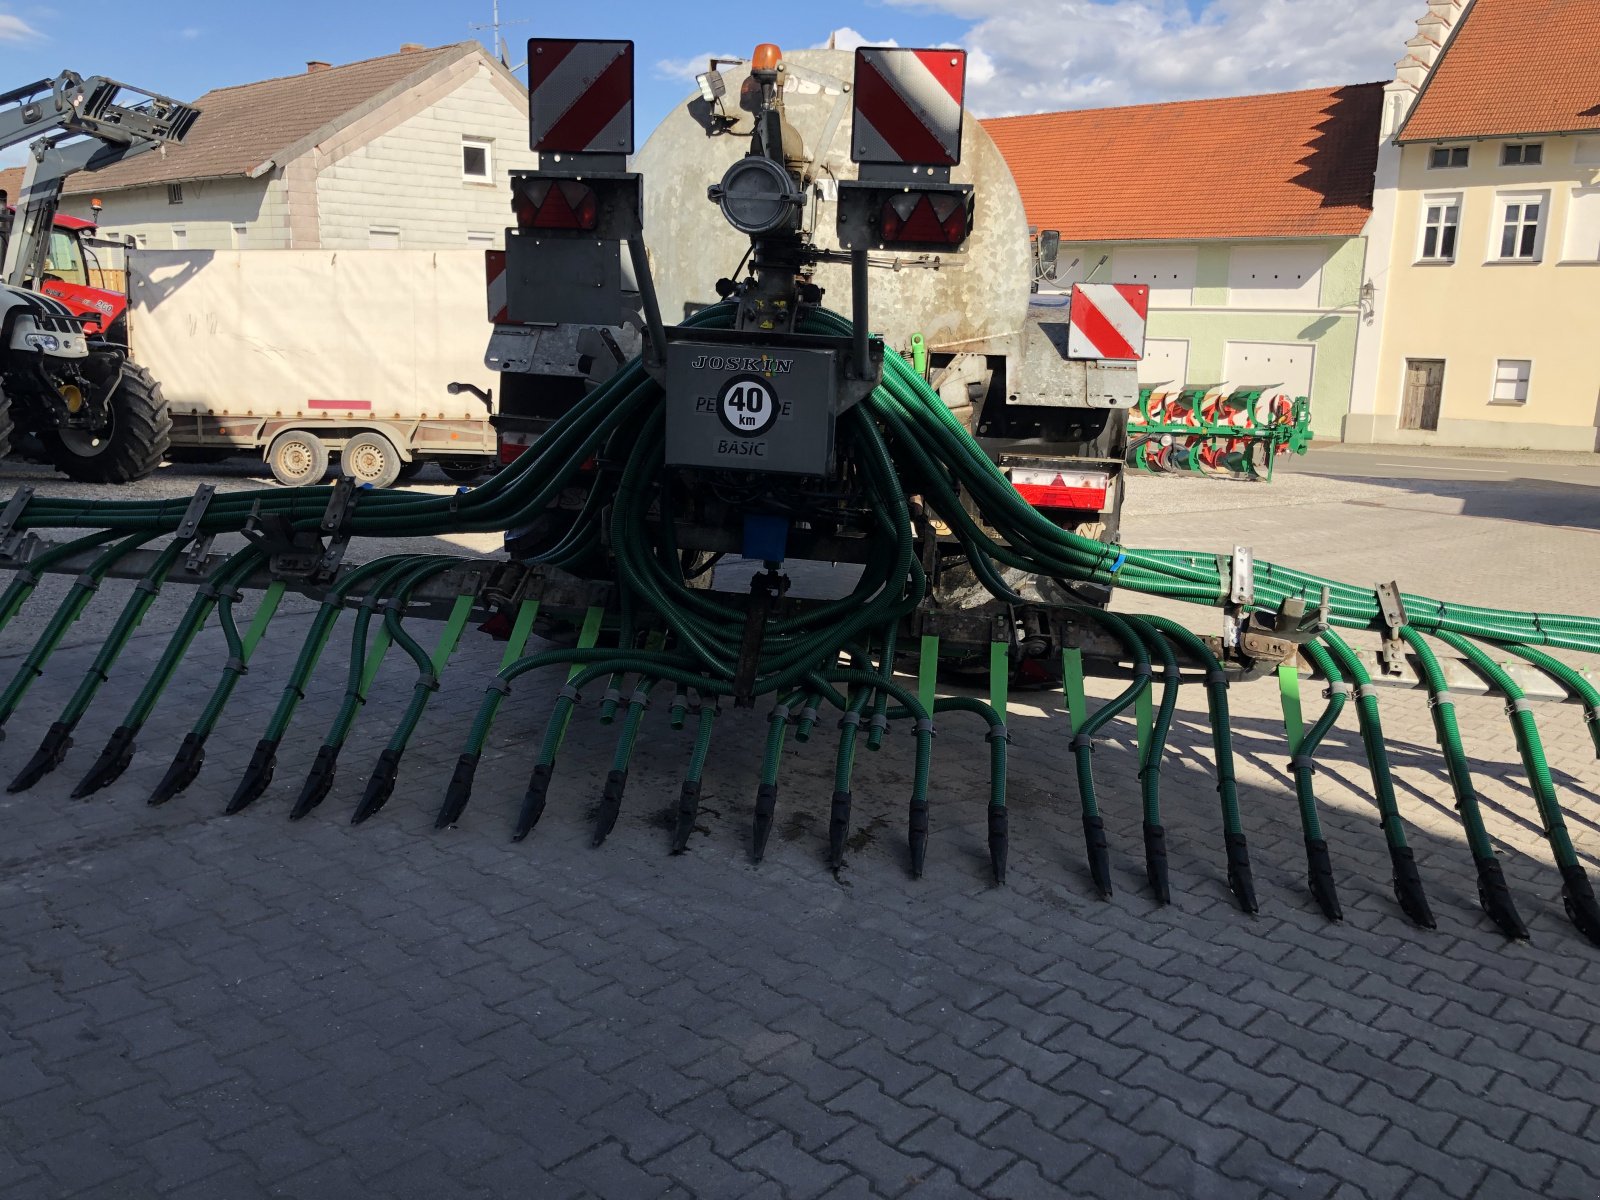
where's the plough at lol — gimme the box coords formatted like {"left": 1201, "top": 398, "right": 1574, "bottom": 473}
{"left": 1127, "top": 387, "right": 1315, "bottom": 479}
{"left": 0, "top": 39, "right": 1596, "bottom": 951}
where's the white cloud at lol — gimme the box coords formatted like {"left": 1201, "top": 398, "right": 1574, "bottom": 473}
{"left": 654, "top": 52, "right": 742, "bottom": 81}
{"left": 179, "top": 26, "right": 202, "bottom": 39}
{"left": 814, "top": 27, "right": 898, "bottom": 51}
{"left": 0, "top": 12, "right": 39, "bottom": 41}
{"left": 886, "top": 0, "right": 1413, "bottom": 115}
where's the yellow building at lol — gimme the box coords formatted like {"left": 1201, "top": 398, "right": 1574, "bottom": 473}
{"left": 1348, "top": 0, "right": 1600, "bottom": 450}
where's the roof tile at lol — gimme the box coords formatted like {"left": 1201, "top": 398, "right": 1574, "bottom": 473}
{"left": 1401, "top": 0, "right": 1600, "bottom": 141}
{"left": 984, "top": 83, "right": 1383, "bottom": 242}
{"left": 63, "top": 43, "right": 474, "bottom": 194}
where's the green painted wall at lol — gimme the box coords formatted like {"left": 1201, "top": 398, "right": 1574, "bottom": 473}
{"left": 1069, "top": 236, "right": 1368, "bottom": 436}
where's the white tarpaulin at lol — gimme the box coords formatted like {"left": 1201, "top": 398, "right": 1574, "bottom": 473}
{"left": 128, "top": 249, "right": 496, "bottom": 421}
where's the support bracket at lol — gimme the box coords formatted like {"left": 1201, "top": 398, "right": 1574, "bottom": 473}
{"left": 0, "top": 485, "right": 34, "bottom": 558}
{"left": 1375, "top": 581, "right": 1409, "bottom": 676}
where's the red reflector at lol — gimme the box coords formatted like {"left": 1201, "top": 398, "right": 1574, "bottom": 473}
{"left": 514, "top": 180, "right": 599, "bottom": 231}
{"left": 498, "top": 440, "right": 530, "bottom": 465}
{"left": 880, "top": 191, "right": 968, "bottom": 245}
{"left": 1014, "top": 483, "right": 1107, "bottom": 510}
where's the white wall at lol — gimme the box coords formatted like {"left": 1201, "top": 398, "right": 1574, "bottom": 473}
{"left": 315, "top": 64, "right": 535, "bottom": 250}
{"left": 1226, "top": 243, "right": 1327, "bottom": 307}
{"left": 1138, "top": 338, "right": 1189, "bottom": 388}
{"left": 1110, "top": 246, "right": 1197, "bottom": 306}
{"left": 1223, "top": 341, "right": 1315, "bottom": 397}
{"left": 60, "top": 176, "right": 289, "bottom": 250}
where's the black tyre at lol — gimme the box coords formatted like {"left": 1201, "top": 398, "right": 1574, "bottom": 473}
{"left": 44, "top": 362, "right": 172, "bottom": 484}
{"left": 440, "top": 459, "right": 490, "bottom": 483}
{"left": 395, "top": 457, "right": 426, "bottom": 482}
{"left": 267, "top": 430, "right": 330, "bottom": 487}
{"left": 340, "top": 431, "right": 401, "bottom": 488}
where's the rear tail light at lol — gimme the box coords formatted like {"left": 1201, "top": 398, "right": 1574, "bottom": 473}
{"left": 1011, "top": 467, "right": 1110, "bottom": 511}
{"left": 498, "top": 430, "right": 534, "bottom": 464}
{"left": 880, "top": 191, "right": 971, "bottom": 246}
{"left": 513, "top": 179, "right": 599, "bottom": 231}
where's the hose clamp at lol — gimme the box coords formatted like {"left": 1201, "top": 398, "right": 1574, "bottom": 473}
{"left": 489, "top": 678, "right": 512, "bottom": 696}
{"left": 15, "top": 570, "right": 37, "bottom": 588}
{"left": 1289, "top": 755, "right": 1317, "bottom": 775}
{"left": 225, "top": 656, "right": 249, "bottom": 676}
{"left": 1507, "top": 697, "right": 1533, "bottom": 715}
{"left": 1324, "top": 680, "right": 1353, "bottom": 698}
{"left": 1069, "top": 731, "right": 1092, "bottom": 751}
{"left": 1585, "top": 708, "right": 1600, "bottom": 725}
{"left": 988, "top": 723, "right": 1011, "bottom": 744}
{"left": 770, "top": 704, "right": 791, "bottom": 724}
{"left": 602, "top": 687, "right": 622, "bottom": 708}
{"left": 420, "top": 672, "right": 441, "bottom": 693}
{"left": 629, "top": 689, "right": 650, "bottom": 709}
{"left": 558, "top": 684, "right": 581, "bottom": 703}
{"left": 1354, "top": 684, "right": 1381, "bottom": 702}
{"left": 915, "top": 718, "right": 935, "bottom": 737}
{"left": 133, "top": 578, "right": 161, "bottom": 597}
{"left": 837, "top": 712, "right": 862, "bottom": 730}
{"left": 799, "top": 707, "right": 818, "bottom": 726}
{"left": 1206, "top": 670, "right": 1227, "bottom": 687}
{"left": 75, "top": 572, "right": 100, "bottom": 592}
{"left": 868, "top": 714, "right": 889, "bottom": 736}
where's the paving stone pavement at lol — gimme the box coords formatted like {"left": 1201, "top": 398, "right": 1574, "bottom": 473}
{"left": 1, "top": 481, "right": 1599, "bottom": 1199}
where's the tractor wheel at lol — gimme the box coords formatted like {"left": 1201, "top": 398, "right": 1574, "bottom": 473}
{"left": 267, "top": 430, "right": 329, "bottom": 487}
{"left": 340, "top": 431, "right": 402, "bottom": 489}
{"left": 440, "top": 459, "right": 489, "bottom": 483}
{"left": 44, "top": 362, "right": 172, "bottom": 484}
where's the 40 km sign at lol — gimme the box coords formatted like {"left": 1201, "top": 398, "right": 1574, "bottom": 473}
{"left": 717, "top": 376, "right": 780, "bottom": 438}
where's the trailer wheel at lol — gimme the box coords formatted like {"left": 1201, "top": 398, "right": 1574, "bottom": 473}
{"left": 45, "top": 362, "right": 172, "bottom": 484}
{"left": 267, "top": 430, "right": 329, "bottom": 487}
{"left": 340, "top": 431, "right": 401, "bottom": 488}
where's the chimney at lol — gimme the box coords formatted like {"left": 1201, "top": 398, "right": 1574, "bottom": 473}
{"left": 399, "top": 43, "right": 426, "bottom": 53}
{"left": 306, "top": 60, "right": 331, "bottom": 73}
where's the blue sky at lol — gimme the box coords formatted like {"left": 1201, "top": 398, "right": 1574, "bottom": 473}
{"left": 0, "top": 0, "right": 1411, "bottom": 166}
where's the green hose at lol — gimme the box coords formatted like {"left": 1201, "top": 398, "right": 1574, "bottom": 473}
{"left": 1320, "top": 629, "right": 1434, "bottom": 929}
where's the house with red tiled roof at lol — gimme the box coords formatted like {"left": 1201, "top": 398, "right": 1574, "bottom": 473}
{"left": 1350, "top": 0, "right": 1600, "bottom": 449}
{"left": 57, "top": 43, "right": 531, "bottom": 252}
{"left": 986, "top": 84, "right": 1384, "bottom": 434}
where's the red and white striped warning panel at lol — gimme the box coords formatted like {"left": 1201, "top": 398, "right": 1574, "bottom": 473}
{"left": 852, "top": 48, "right": 966, "bottom": 166}
{"left": 485, "top": 249, "right": 510, "bottom": 324}
{"left": 527, "top": 38, "right": 634, "bottom": 155}
{"left": 1067, "top": 283, "right": 1150, "bottom": 361}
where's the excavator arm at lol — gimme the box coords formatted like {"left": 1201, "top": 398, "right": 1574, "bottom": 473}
{"left": 0, "top": 71, "right": 199, "bottom": 286}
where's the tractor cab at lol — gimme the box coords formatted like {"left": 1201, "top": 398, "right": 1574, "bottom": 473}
{"left": 14, "top": 209, "right": 126, "bottom": 338}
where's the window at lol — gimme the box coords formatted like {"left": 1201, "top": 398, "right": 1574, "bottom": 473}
{"left": 1563, "top": 188, "right": 1600, "bottom": 261}
{"left": 134, "top": 234, "right": 148, "bottom": 249}
{"left": 1491, "top": 359, "right": 1530, "bottom": 405}
{"left": 1494, "top": 193, "right": 1547, "bottom": 260}
{"left": 1429, "top": 146, "right": 1469, "bottom": 169}
{"left": 1502, "top": 143, "right": 1543, "bottom": 166}
{"left": 369, "top": 227, "right": 401, "bottom": 249}
{"left": 167, "top": 183, "right": 184, "bottom": 204}
{"left": 171, "top": 226, "right": 187, "bottom": 249}
{"left": 44, "top": 230, "right": 87, "bottom": 285}
{"left": 231, "top": 223, "right": 247, "bottom": 249}
{"left": 1418, "top": 195, "right": 1460, "bottom": 261}
{"left": 462, "top": 136, "right": 492, "bottom": 182}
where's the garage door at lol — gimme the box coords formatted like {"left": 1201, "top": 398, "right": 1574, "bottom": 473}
{"left": 1222, "top": 341, "right": 1314, "bottom": 400}
{"left": 1138, "top": 339, "right": 1188, "bottom": 389}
